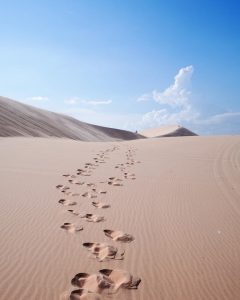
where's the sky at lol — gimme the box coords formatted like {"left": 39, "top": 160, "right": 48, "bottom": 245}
{"left": 0, "top": 0, "right": 240, "bottom": 135}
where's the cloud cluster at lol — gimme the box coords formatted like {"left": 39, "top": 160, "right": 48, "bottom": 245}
{"left": 138, "top": 65, "right": 193, "bottom": 108}
{"left": 65, "top": 97, "right": 112, "bottom": 106}
{"left": 137, "top": 65, "right": 197, "bottom": 129}
{"left": 141, "top": 106, "right": 199, "bottom": 128}
{"left": 26, "top": 96, "right": 49, "bottom": 102}
{"left": 152, "top": 65, "right": 193, "bottom": 108}
{"left": 61, "top": 65, "right": 239, "bottom": 135}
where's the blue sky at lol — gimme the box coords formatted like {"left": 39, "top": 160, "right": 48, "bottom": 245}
{"left": 1, "top": 0, "right": 240, "bottom": 134}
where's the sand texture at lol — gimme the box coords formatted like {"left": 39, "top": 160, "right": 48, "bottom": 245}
{"left": 0, "top": 136, "right": 240, "bottom": 299}
{"left": 0, "top": 97, "right": 143, "bottom": 141}
{"left": 141, "top": 124, "right": 197, "bottom": 137}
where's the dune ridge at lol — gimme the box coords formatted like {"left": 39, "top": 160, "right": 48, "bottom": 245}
{"left": 0, "top": 96, "right": 143, "bottom": 141}
{"left": 141, "top": 124, "right": 197, "bottom": 137}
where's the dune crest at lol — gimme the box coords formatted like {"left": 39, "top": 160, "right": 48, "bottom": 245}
{"left": 0, "top": 96, "right": 144, "bottom": 141}
{"left": 141, "top": 124, "right": 197, "bottom": 137}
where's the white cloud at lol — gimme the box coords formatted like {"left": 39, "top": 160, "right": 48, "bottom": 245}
{"left": 154, "top": 65, "right": 193, "bottom": 108}
{"left": 64, "top": 97, "right": 112, "bottom": 106}
{"left": 141, "top": 106, "right": 199, "bottom": 128}
{"left": 137, "top": 93, "right": 152, "bottom": 102}
{"left": 65, "top": 97, "right": 79, "bottom": 105}
{"left": 26, "top": 96, "right": 49, "bottom": 102}
{"left": 87, "top": 100, "right": 112, "bottom": 105}
{"left": 138, "top": 65, "right": 194, "bottom": 109}
{"left": 63, "top": 66, "right": 195, "bottom": 131}
{"left": 136, "top": 65, "right": 197, "bottom": 129}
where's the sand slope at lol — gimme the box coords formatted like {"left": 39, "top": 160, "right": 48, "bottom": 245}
{"left": 141, "top": 124, "right": 197, "bottom": 137}
{"left": 0, "top": 96, "right": 143, "bottom": 141}
{"left": 0, "top": 136, "right": 240, "bottom": 299}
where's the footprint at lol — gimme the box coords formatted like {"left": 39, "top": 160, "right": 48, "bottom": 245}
{"left": 83, "top": 242, "right": 124, "bottom": 261}
{"left": 56, "top": 185, "right": 70, "bottom": 191}
{"left": 124, "top": 172, "right": 136, "bottom": 180}
{"left": 82, "top": 192, "right": 97, "bottom": 199}
{"left": 69, "top": 192, "right": 80, "bottom": 197}
{"left": 68, "top": 180, "right": 85, "bottom": 185}
{"left": 56, "top": 184, "right": 64, "bottom": 189}
{"left": 82, "top": 214, "right": 105, "bottom": 223}
{"left": 71, "top": 273, "right": 113, "bottom": 293}
{"left": 62, "top": 191, "right": 72, "bottom": 195}
{"left": 77, "top": 169, "right": 92, "bottom": 176}
{"left": 103, "top": 230, "right": 134, "bottom": 242}
{"left": 58, "top": 186, "right": 71, "bottom": 194}
{"left": 99, "top": 269, "right": 141, "bottom": 290}
{"left": 71, "top": 270, "right": 140, "bottom": 295}
{"left": 82, "top": 173, "right": 91, "bottom": 177}
{"left": 98, "top": 190, "right": 107, "bottom": 194}
{"left": 58, "top": 199, "right": 77, "bottom": 206}
{"left": 68, "top": 209, "right": 80, "bottom": 216}
{"left": 108, "top": 181, "right": 123, "bottom": 186}
{"left": 60, "top": 223, "right": 83, "bottom": 232}
{"left": 112, "top": 181, "right": 123, "bottom": 186}
{"left": 92, "top": 202, "right": 110, "bottom": 209}
{"left": 86, "top": 183, "right": 96, "bottom": 187}
{"left": 70, "top": 289, "right": 101, "bottom": 300}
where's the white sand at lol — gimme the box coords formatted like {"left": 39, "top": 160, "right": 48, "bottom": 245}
{"left": 0, "top": 136, "right": 240, "bottom": 299}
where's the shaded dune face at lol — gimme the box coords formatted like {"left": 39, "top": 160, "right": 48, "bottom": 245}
{"left": 0, "top": 96, "right": 144, "bottom": 141}
{"left": 103, "top": 229, "right": 134, "bottom": 242}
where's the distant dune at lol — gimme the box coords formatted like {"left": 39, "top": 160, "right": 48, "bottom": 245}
{"left": 0, "top": 96, "right": 143, "bottom": 141}
{"left": 141, "top": 124, "right": 197, "bottom": 137}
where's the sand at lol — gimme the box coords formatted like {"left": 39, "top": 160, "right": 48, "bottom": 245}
{"left": 141, "top": 124, "right": 197, "bottom": 137}
{"left": 0, "top": 97, "right": 143, "bottom": 141}
{"left": 0, "top": 135, "right": 240, "bottom": 299}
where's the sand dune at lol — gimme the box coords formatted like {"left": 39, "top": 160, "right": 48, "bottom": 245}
{"left": 0, "top": 96, "right": 143, "bottom": 141}
{"left": 141, "top": 124, "right": 197, "bottom": 137}
{"left": 0, "top": 136, "right": 240, "bottom": 299}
